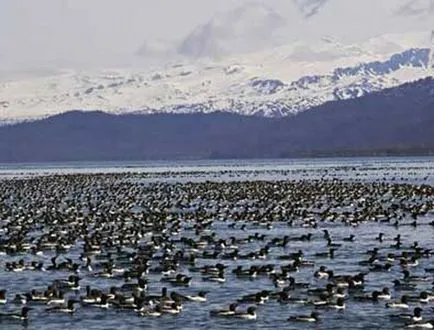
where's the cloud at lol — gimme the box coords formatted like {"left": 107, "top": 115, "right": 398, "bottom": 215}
{"left": 395, "top": 0, "right": 434, "bottom": 16}
{"left": 293, "top": 0, "right": 331, "bottom": 18}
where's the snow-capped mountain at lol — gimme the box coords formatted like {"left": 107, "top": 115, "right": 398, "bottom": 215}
{"left": 138, "top": 0, "right": 433, "bottom": 60}
{"left": 1, "top": 77, "right": 433, "bottom": 162}
{"left": 293, "top": 0, "right": 331, "bottom": 18}
{"left": 177, "top": 3, "right": 286, "bottom": 58}
{"left": 0, "top": 31, "right": 433, "bottom": 123}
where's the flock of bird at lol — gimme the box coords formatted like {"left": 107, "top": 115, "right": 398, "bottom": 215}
{"left": 0, "top": 172, "right": 433, "bottom": 329}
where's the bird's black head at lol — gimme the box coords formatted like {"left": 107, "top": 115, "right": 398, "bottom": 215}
{"left": 414, "top": 307, "right": 423, "bottom": 317}
{"left": 247, "top": 306, "right": 256, "bottom": 315}
{"left": 21, "top": 306, "right": 33, "bottom": 317}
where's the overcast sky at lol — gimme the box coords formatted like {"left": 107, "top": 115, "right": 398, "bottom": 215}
{"left": 0, "top": 0, "right": 244, "bottom": 69}
{"left": 0, "top": 0, "right": 433, "bottom": 71}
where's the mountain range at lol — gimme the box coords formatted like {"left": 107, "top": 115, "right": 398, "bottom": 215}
{"left": 137, "top": 0, "right": 434, "bottom": 59}
{"left": 0, "top": 1, "right": 433, "bottom": 162}
{"left": 0, "top": 77, "right": 433, "bottom": 162}
{"left": 1, "top": 1, "right": 433, "bottom": 123}
{"left": 1, "top": 32, "right": 433, "bottom": 123}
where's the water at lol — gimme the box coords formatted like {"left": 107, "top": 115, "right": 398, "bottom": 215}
{"left": 0, "top": 157, "right": 433, "bottom": 330}
{"left": 1, "top": 157, "right": 434, "bottom": 184}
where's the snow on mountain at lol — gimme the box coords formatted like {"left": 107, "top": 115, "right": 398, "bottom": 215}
{"left": 136, "top": 39, "right": 175, "bottom": 59}
{"left": 167, "top": 0, "right": 434, "bottom": 60}
{"left": 293, "top": 0, "right": 331, "bottom": 18}
{"left": 177, "top": 3, "right": 287, "bottom": 58}
{"left": 395, "top": 0, "right": 434, "bottom": 16}
{"left": 130, "top": 0, "right": 433, "bottom": 62}
{"left": 0, "top": 32, "right": 433, "bottom": 123}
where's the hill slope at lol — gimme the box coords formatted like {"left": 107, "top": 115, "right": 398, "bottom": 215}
{"left": 1, "top": 36, "right": 433, "bottom": 123}
{"left": 0, "top": 78, "right": 433, "bottom": 162}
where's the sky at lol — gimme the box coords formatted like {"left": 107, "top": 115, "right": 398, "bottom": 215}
{"left": 0, "top": 0, "right": 433, "bottom": 71}
{"left": 0, "top": 0, "right": 244, "bottom": 69}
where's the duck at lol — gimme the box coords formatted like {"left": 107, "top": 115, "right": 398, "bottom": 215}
{"left": 233, "top": 306, "right": 257, "bottom": 320}
{"left": 25, "top": 289, "right": 50, "bottom": 303}
{"left": 403, "top": 270, "right": 431, "bottom": 282}
{"left": 393, "top": 279, "right": 417, "bottom": 291}
{"left": 0, "top": 289, "right": 7, "bottom": 304}
{"left": 315, "top": 248, "right": 336, "bottom": 259}
{"left": 46, "top": 299, "right": 78, "bottom": 313}
{"left": 391, "top": 307, "right": 424, "bottom": 322}
{"left": 46, "top": 292, "right": 66, "bottom": 306}
{"left": 12, "top": 294, "right": 27, "bottom": 305}
{"left": 210, "top": 303, "right": 238, "bottom": 317}
{"left": 386, "top": 295, "right": 410, "bottom": 309}
{"left": 53, "top": 275, "right": 81, "bottom": 291}
{"left": 26, "top": 261, "right": 45, "bottom": 271}
{"left": 111, "top": 295, "right": 141, "bottom": 310}
{"left": 145, "top": 287, "right": 170, "bottom": 305}
{"left": 287, "top": 277, "right": 310, "bottom": 289}
{"left": 327, "top": 238, "right": 342, "bottom": 248}
{"left": 161, "top": 302, "right": 182, "bottom": 314}
{"left": 378, "top": 287, "right": 392, "bottom": 300}
{"left": 138, "top": 305, "right": 162, "bottom": 317}
{"left": 120, "top": 278, "right": 148, "bottom": 292}
{"left": 178, "top": 291, "right": 208, "bottom": 302}
{"left": 5, "top": 260, "right": 26, "bottom": 272}
{"left": 358, "top": 255, "right": 380, "bottom": 266}
{"left": 308, "top": 284, "right": 335, "bottom": 298}
{"left": 406, "top": 320, "right": 434, "bottom": 329}
{"left": 414, "top": 292, "right": 434, "bottom": 304}
{"left": 238, "top": 291, "right": 269, "bottom": 305}
{"left": 376, "top": 233, "right": 385, "bottom": 242}
{"left": 202, "top": 272, "right": 225, "bottom": 283}
{"left": 0, "top": 306, "right": 32, "bottom": 321}
{"left": 81, "top": 286, "right": 102, "bottom": 304}
{"left": 288, "top": 311, "right": 320, "bottom": 322}
{"left": 234, "top": 266, "right": 258, "bottom": 279}
{"left": 327, "top": 297, "right": 346, "bottom": 310}
{"left": 353, "top": 291, "right": 380, "bottom": 302}
{"left": 311, "top": 298, "right": 331, "bottom": 307}
{"left": 92, "top": 266, "right": 114, "bottom": 278}
{"left": 401, "top": 256, "right": 419, "bottom": 268}
{"left": 334, "top": 287, "right": 346, "bottom": 299}
{"left": 343, "top": 235, "right": 355, "bottom": 242}
{"left": 83, "top": 295, "right": 110, "bottom": 309}
{"left": 314, "top": 266, "right": 330, "bottom": 279}
{"left": 367, "top": 247, "right": 380, "bottom": 256}
{"left": 369, "top": 263, "right": 393, "bottom": 272}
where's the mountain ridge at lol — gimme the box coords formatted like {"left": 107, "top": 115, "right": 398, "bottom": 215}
{"left": 1, "top": 33, "right": 433, "bottom": 123}
{"left": 0, "top": 77, "right": 433, "bottom": 162}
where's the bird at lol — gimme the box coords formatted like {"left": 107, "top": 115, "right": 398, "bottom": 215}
{"left": 138, "top": 305, "right": 162, "bottom": 317}
{"left": 391, "top": 307, "right": 423, "bottom": 322}
{"left": 288, "top": 311, "right": 320, "bottom": 322}
{"left": 386, "top": 295, "right": 410, "bottom": 309}
{"left": 233, "top": 306, "right": 257, "bottom": 320}
{"left": 406, "top": 320, "right": 434, "bottom": 329}
{"left": 210, "top": 303, "right": 238, "bottom": 317}
{"left": 0, "top": 290, "right": 7, "bottom": 304}
{"left": 46, "top": 299, "right": 78, "bottom": 313}
{"left": 0, "top": 307, "right": 32, "bottom": 321}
